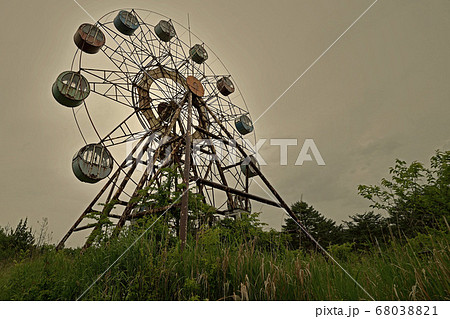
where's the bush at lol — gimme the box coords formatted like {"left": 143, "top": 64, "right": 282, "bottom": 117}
{"left": 328, "top": 242, "right": 355, "bottom": 262}
{"left": 406, "top": 229, "right": 450, "bottom": 255}
{"left": 0, "top": 219, "right": 35, "bottom": 261}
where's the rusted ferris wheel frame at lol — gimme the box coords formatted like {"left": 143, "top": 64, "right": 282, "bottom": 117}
{"left": 55, "top": 9, "right": 302, "bottom": 250}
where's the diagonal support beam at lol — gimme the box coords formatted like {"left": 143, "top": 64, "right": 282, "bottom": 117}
{"left": 195, "top": 178, "right": 281, "bottom": 208}
{"left": 113, "top": 99, "right": 185, "bottom": 235}
{"left": 198, "top": 98, "right": 304, "bottom": 226}
{"left": 56, "top": 131, "right": 153, "bottom": 250}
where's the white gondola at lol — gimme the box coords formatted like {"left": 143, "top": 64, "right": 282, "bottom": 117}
{"left": 72, "top": 144, "right": 113, "bottom": 183}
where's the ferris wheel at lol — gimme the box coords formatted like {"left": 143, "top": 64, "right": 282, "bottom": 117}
{"left": 54, "top": 9, "right": 297, "bottom": 249}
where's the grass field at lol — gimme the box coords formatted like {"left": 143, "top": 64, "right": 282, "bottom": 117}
{"left": 0, "top": 217, "right": 448, "bottom": 301}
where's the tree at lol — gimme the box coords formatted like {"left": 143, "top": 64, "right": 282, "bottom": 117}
{"left": 282, "top": 201, "right": 340, "bottom": 250}
{"left": 358, "top": 150, "right": 450, "bottom": 238}
{"left": 133, "top": 165, "right": 215, "bottom": 238}
{"left": 343, "top": 211, "right": 387, "bottom": 248}
{"left": 218, "top": 211, "right": 268, "bottom": 244}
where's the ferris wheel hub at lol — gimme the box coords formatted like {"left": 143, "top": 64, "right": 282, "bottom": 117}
{"left": 186, "top": 76, "right": 204, "bottom": 97}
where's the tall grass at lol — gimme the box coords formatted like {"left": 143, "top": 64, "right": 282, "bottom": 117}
{"left": 0, "top": 217, "right": 448, "bottom": 300}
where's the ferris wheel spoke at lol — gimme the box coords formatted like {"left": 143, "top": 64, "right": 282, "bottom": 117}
{"left": 101, "top": 23, "right": 153, "bottom": 65}
{"left": 171, "top": 37, "right": 190, "bottom": 70}
{"left": 99, "top": 111, "right": 148, "bottom": 147}
{"left": 135, "top": 21, "right": 182, "bottom": 71}
{"left": 147, "top": 77, "right": 185, "bottom": 104}
{"left": 189, "top": 62, "right": 206, "bottom": 79}
{"left": 101, "top": 44, "right": 141, "bottom": 75}
{"left": 98, "top": 31, "right": 163, "bottom": 85}
{"left": 133, "top": 29, "right": 153, "bottom": 64}
{"left": 120, "top": 38, "right": 145, "bottom": 68}
{"left": 160, "top": 40, "right": 189, "bottom": 74}
{"left": 134, "top": 29, "right": 161, "bottom": 66}
{"left": 132, "top": 12, "right": 162, "bottom": 59}
{"left": 199, "top": 99, "right": 255, "bottom": 159}
{"left": 215, "top": 95, "right": 248, "bottom": 115}
{"left": 133, "top": 11, "right": 190, "bottom": 72}
{"left": 98, "top": 23, "right": 148, "bottom": 72}
{"left": 81, "top": 68, "right": 136, "bottom": 108}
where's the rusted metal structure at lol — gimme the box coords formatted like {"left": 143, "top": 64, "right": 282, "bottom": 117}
{"left": 53, "top": 9, "right": 303, "bottom": 250}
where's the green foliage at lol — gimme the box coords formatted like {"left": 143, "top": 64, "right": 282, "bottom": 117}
{"left": 0, "top": 219, "right": 35, "bottom": 261}
{"left": 328, "top": 242, "right": 356, "bottom": 262}
{"left": 358, "top": 150, "right": 450, "bottom": 237}
{"left": 343, "top": 212, "right": 388, "bottom": 248}
{"left": 282, "top": 201, "right": 340, "bottom": 250}
{"left": 218, "top": 212, "right": 266, "bottom": 241}
{"left": 8, "top": 219, "right": 35, "bottom": 251}
{"left": 406, "top": 229, "right": 450, "bottom": 255}
{"left": 131, "top": 165, "right": 216, "bottom": 238}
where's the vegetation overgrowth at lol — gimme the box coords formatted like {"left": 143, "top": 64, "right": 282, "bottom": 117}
{"left": 0, "top": 151, "right": 448, "bottom": 300}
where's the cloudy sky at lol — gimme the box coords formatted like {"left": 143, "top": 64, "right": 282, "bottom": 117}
{"left": 0, "top": 0, "right": 449, "bottom": 246}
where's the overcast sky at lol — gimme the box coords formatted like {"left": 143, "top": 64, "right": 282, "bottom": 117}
{"left": 0, "top": 0, "right": 449, "bottom": 246}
